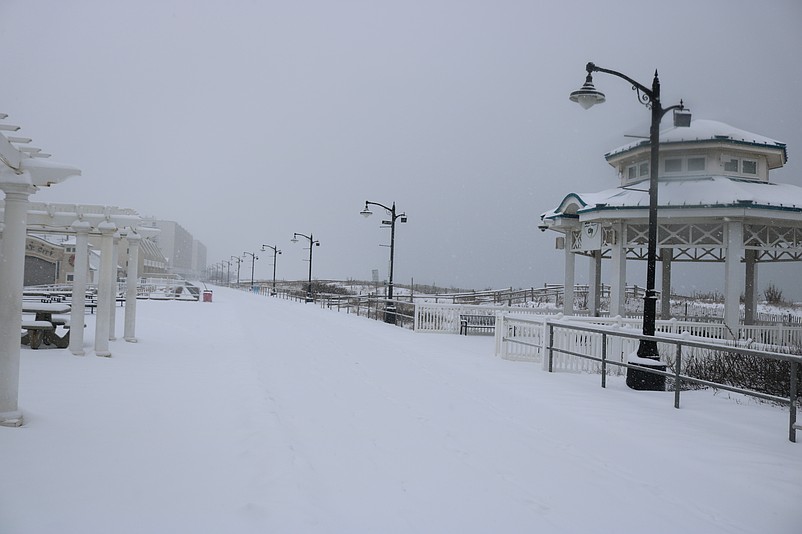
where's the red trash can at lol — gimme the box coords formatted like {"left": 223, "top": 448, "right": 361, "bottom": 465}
{"left": 202, "top": 290, "right": 213, "bottom": 302}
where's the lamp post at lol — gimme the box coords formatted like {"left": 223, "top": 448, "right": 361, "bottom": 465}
{"left": 243, "top": 251, "right": 258, "bottom": 292}
{"left": 231, "top": 255, "right": 242, "bottom": 286}
{"left": 291, "top": 232, "right": 319, "bottom": 302}
{"left": 261, "top": 244, "right": 282, "bottom": 296}
{"left": 570, "top": 62, "right": 685, "bottom": 391}
{"left": 221, "top": 260, "right": 231, "bottom": 286}
{"left": 360, "top": 200, "right": 407, "bottom": 324}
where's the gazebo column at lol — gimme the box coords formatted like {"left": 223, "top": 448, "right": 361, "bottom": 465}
{"left": 563, "top": 231, "right": 575, "bottom": 315}
{"left": 69, "top": 220, "right": 92, "bottom": 356}
{"left": 108, "top": 232, "right": 121, "bottom": 341}
{"left": 0, "top": 180, "right": 36, "bottom": 427}
{"left": 609, "top": 223, "right": 626, "bottom": 317}
{"left": 743, "top": 249, "right": 759, "bottom": 325}
{"left": 588, "top": 250, "right": 601, "bottom": 317}
{"left": 724, "top": 221, "right": 744, "bottom": 336}
{"left": 94, "top": 221, "right": 117, "bottom": 357}
{"left": 124, "top": 231, "right": 141, "bottom": 342}
{"left": 661, "top": 249, "right": 672, "bottom": 319}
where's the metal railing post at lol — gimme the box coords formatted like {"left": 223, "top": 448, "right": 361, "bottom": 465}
{"left": 601, "top": 331, "right": 607, "bottom": 388}
{"left": 674, "top": 343, "right": 683, "bottom": 409}
{"left": 788, "top": 362, "right": 799, "bottom": 443}
{"left": 548, "top": 323, "right": 555, "bottom": 373}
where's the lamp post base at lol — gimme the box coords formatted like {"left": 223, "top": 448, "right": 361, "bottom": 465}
{"left": 626, "top": 355, "right": 667, "bottom": 391}
{"left": 384, "top": 304, "right": 397, "bottom": 325}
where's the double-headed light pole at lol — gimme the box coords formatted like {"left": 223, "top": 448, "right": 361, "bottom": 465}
{"left": 261, "top": 244, "right": 282, "bottom": 295}
{"left": 360, "top": 200, "right": 407, "bottom": 324}
{"left": 291, "top": 232, "right": 319, "bottom": 302}
{"left": 243, "top": 251, "right": 258, "bottom": 292}
{"left": 570, "top": 62, "right": 686, "bottom": 390}
{"left": 230, "top": 255, "right": 242, "bottom": 286}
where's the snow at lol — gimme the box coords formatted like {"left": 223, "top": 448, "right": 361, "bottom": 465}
{"left": 2, "top": 286, "right": 801, "bottom": 533}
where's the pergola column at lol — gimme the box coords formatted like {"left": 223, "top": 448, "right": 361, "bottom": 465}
{"left": 744, "top": 249, "right": 758, "bottom": 325}
{"left": 124, "top": 231, "right": 141, "bottom": 342}
{"left": 69, "top": 220, "right": 92, "bottom": 356}
{"left": 0, "top": 179, "right": 36, "bottom": 427}
{"left": 724, "top": 221, "right": 744, "bottom": 336}
{"left": 108, "top": 232, "right": 121, "bottom": 341}
{"left": 609, "top": 223, "right": 626, "bottom": 317}
{"left": 563, "top": 231, "right": 575, "bottom": 315}
{"left": 661, "top": 249, "right": 672, "bottom": 319}
{"left": 94, "top": 221, "right": 117, "bottom": 357}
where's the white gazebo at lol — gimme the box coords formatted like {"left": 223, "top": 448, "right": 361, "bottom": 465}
{"left": 540, "top": 119, "right": 802, "bottom": 334}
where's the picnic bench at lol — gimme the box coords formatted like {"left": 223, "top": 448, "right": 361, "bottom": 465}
{"left": 21, "top": 302, "right": 72, "bottom": 349}
{"left": 459, "top": 314, "right": 496, "bottom": 335}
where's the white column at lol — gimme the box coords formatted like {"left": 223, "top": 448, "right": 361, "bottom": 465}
{"left": 0, "top": 179, "right": 36, "bottom": 427}
{"left": 108, "top": 232, "right": 121, "bottom": 341}
{"left": 69, "top": 220, "right": 92, "bottom": 356}
{"left": 609, "top": 223, "right": 626, "bottom": 317}
{"left": 661, "top": 249, "right": 672, "bottom": 320}
{"left": 588, "top": 251, "right": 601, "bottom": 317}
{"left": 724, "top": 221, "right": 744, "bottom": 336}
{"left": 124, "top": 232, "right": 141, "bottom": 342}
{"left": 94, "top": 221, "right": 117, "bottom": 357}
{"left": 563, "top": 231, "right": 575, "bottom": 316}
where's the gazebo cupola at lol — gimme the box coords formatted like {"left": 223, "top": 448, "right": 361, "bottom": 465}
{"left": 540, "top": 118, "right": 801, "bottom": 334}
{"left": 605, "top": 119, "right": 787, "bottom": 187}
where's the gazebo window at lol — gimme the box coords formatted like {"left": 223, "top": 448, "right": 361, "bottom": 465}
{"left": 723, "top": 158, "right": 739, "bottom": 172}
{"left": 687, "top": 157, "right": 706, "bottom": 171}
{"left": 664, "top": 158, "right": 682, "bottom": 173}
{"left": 742, "top": 160, "right": 757, "bottom": 174}
{"left": 723, "top": 156, "right": 759, "bottom": 176}
{"left": 639, "top": 162, "right": 649, "bottom": 176}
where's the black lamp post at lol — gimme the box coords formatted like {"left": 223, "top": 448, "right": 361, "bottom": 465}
{"left": 291, "top": 232, "right": 319, "bottom": 302}
{"left": 243, "top": 251, "right": 258, "bottom": 292}
{"left": 221, "top": 259, "right": 231, "bottom": 286}
{"left": 570, "top": 62, "right": 685, "bottom": 391}
{"left": 360, "top": 200, "right": 407, "bottom": 324}
{"left": 261, "top": 244, "right": 282, "bottom": 296}
{"left": 231, "top": 255, "right": 242, "bottom": 286}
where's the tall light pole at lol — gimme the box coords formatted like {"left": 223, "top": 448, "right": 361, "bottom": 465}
{"left": 221, "top": 260, "right": 231, "bottom": 286}
{"left": 243, "top": 251, "right": 258, "bottom": 292}
{"left": 360, "top": 200, "right": 407, "bottom": 324}
{"left": 570, "top": 62, "right": 685, "bottom": 390}
{"left": 261, "top": 244, "right": 282, "bottom": 296}
{"left": 291, "top": 232, "right": 319, "bottom": 302}
{"left": 231, "top": 255, "right": 242, "bottom": 286}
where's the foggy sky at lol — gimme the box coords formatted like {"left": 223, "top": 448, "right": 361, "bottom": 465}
{"left": 2, "top": 0, "right": 801, "bottom": 299}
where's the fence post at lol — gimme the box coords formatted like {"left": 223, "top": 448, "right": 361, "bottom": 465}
{"left": 548, "top": 323, "right": 555, "bottom": 373}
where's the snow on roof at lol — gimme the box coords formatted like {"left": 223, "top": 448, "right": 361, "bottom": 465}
{"left": 542, "top": 175, "right": 802, "bottom": 220}
{"left": 605, "top": 119, "right": 787, "bottom": 162}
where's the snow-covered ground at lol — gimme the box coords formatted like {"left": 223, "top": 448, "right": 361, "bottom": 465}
{"left": 2, "top": 286, "right": 800, "bottom": 533}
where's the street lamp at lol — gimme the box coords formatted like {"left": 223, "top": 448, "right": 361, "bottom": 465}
{"left": 221, "top": 260, "right": 231, "bottom": 286}
{"left": 231, "top": 255, "right": 242, "bottom": 286}
{"left": 243, "top": 251, "right": 258, "bottom": 292}
{"left": 261, "top": 244, "right": 282, "bottom": 296}
{"left": 360, "top": 200, "right": 407, "bottom": 324}
{"left": 291, "top": 232, "right": 319, "bottom": 302}
{"left": 570, "top": 62, "right": 686, "bottom": 390}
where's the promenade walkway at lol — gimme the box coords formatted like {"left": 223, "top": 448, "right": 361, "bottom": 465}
{"left": 2, "top": 286, "right": 800, "bottom": 533}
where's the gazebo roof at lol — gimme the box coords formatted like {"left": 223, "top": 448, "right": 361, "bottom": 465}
{"left": 542, "top": 175, "right": 802, "bottom": 222}
{"left": 605, "top": 119, "right": 788, "bottom": 168}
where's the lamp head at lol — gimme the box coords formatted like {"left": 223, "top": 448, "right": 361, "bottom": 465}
{"left": 360, "top": 204, "right": 373, "bottom": 218}
{"left": 291, "top": 234, "right": 299, "bottom": 243}
{"left": 569, "top": 72, "right": 606, "bottom": 110}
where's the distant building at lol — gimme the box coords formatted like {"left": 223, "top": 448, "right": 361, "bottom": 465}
{"left": 144, "top": 220, "right": 206, "bottom": 279}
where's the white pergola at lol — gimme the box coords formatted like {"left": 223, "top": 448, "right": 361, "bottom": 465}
{"left": 1, "top": 115, "right": 156, "bottom": 427}
{"left": 541, "top": 119, "right": 802, "bottom": 334}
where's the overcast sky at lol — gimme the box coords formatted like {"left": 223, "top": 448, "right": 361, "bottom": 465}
{"left": 2, "top": 0, "right": 801, "bottom": 299}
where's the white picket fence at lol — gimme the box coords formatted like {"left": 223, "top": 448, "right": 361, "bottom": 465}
{"left": 413, "top": 302, "right": 562, "bottom": 333}
{"left": 493, "top": 313, "right": 802, "bottom": 373}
